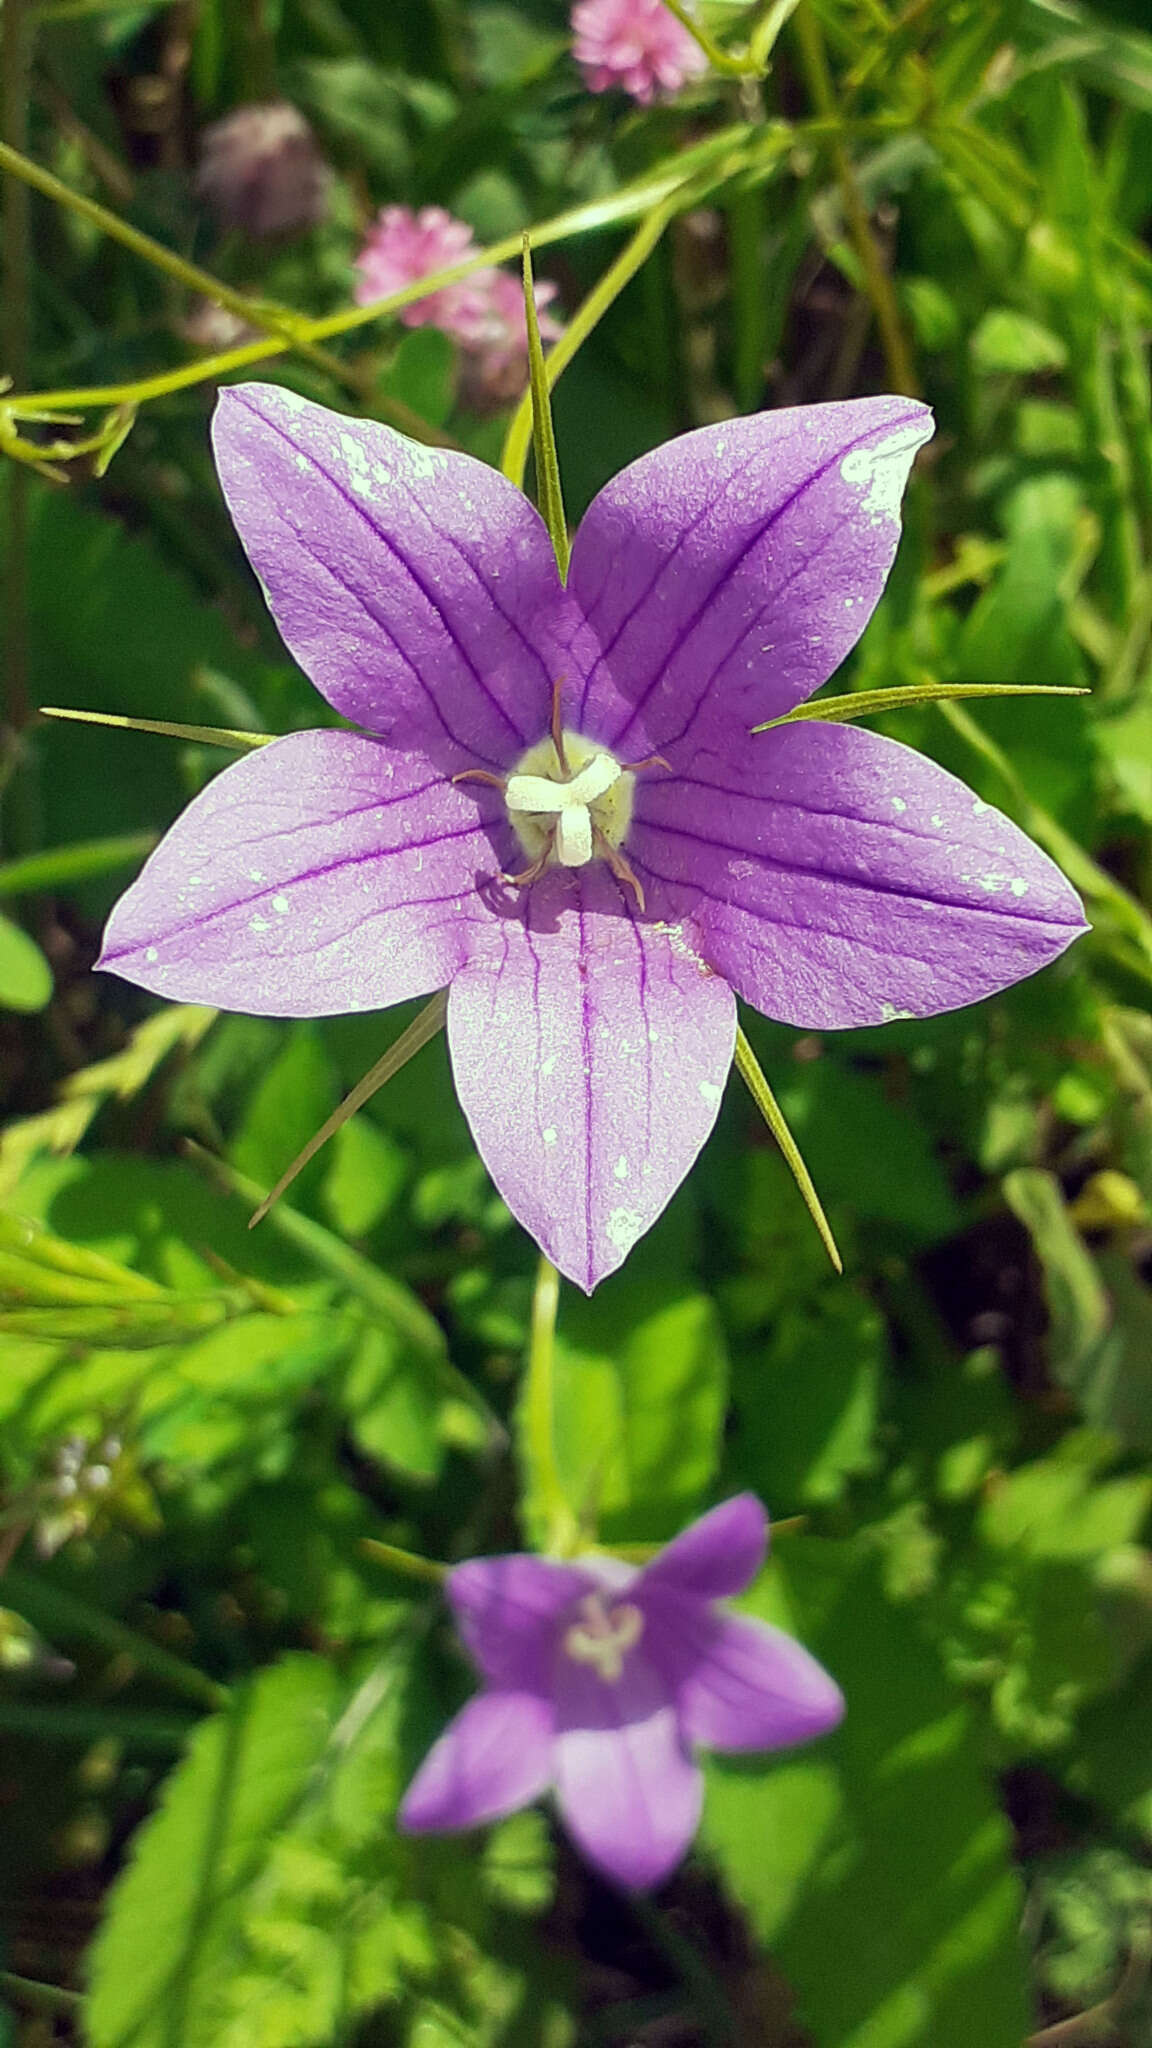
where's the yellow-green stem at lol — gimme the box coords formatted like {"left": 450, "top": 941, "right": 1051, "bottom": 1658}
{"left": 525, "top": 1253, "right": 579, "bottom": 1555}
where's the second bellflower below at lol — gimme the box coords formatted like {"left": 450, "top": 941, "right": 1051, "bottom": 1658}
{"left": 100, "top": 385, "right": 1087, "bottom": 1290}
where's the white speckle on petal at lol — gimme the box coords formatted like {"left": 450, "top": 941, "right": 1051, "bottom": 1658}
{"left": 543, "top": 1127, "right": 557, "bottom": 1146}
{"left": 1011, "top": 878, "right": 1030, "bottom": 897}
{"left": 840, "top": 420, "right": 927, "bottom": 523}
{"left": 891, "top": 797, "right": 907, "bottom": 814}
{"left": 607, "top": 1207, "right": 643, "bottom": 1252}
{"left": 972, "top": 798, "right": 990, "bottom": 815}
{"left": 541, "top": 1054, "right": 557, "bottom": 1077}
{"left": 614, "top": 1155, "right": 629, "bottom": 1181}
{"left": 248, "top": 868, "right": 264, "bottom": 882}
{"left": 272, "top": 894, "right": 290, "bottom": 915}
{"left": 880, "top": 1001, "right": 916, "bottom": 1022}
{"left": 250, "top": 914, "right": 271, "bottom": 932}
{"left": 931, "top": 813, "right": 945, "bottom": 828}
{"left": 699, "top": 1079, "right": 722, "bottom": 1106}
{"left": 145, "top": 946, "right": 158, "bottom": 963}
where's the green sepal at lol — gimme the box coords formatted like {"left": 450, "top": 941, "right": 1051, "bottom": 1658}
{"left": 755, "top": 680, "right": 1088, "bottom": 732}
{"left": 520, "top": 235, "right": 570, "bottom": 582}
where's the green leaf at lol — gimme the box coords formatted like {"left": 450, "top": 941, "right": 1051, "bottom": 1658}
{"left": 730, "top": 1290, "right": 884, "bottom": 1510}
{"left": 771, "top": 1058, "right": 961, "bottom": 1242}
{"left": 0, "top": 914, "right": 53, "bottom": 1013}
{"left": 703, "top": 1548, "right": 1031, "bottom": 2048}
{"left": 380, "top": 327, "right": 458, "bottom": 429}
{"left": 970, "top": 307, "right": 1069, "bottom": 374}
{"left": 230, "top": 1023, "right": 338, "bottom": 1212}
{"left": 86, "top": 1656, "right": 343, "bottom": 2048}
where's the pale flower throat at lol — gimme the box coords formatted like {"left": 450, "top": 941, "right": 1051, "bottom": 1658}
{"left": 562, "top": 1591, "right": 645, "bottom": 1684}
{"left": 505, "top": 730, "right": 635, "bottom": 872}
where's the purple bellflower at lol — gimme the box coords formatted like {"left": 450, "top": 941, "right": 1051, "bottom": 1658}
{"left": 398, "top": 1494, "right": 843, "bottom": 1889}
{"left": 99, "top": 385, "right": 1086, "bottom": 1289}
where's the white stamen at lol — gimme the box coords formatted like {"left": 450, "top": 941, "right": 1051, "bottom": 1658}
{"left": 566, "top": 753, "right": 622, "bottom": 806}
{"left": 563, "top": 1593, "right": 644, "bottom": 1684}
{"left": 505, "top": 753, "right": 621, "bottom": 818}
{"left": 555, "top": 804, "right": 593, "bottom": 866}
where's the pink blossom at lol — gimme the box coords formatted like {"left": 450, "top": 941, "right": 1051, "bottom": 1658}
{"left": 571, "top": 0, "right": 710, "bottom": 105}
{"left": 354, "top": 205, "right": 561, "bottom": 405}
{"left": 196, "top": 102, "right": 331, "bottom": 238}
{"left": 352, "top": 205, "right": 492, "bottom": 342}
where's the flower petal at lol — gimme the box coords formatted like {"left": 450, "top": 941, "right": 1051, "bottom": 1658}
{"left": 447, "top": 868, "right": 736, "bottom": 1291}
{"left": 448, "top": 1555, "right": 597, "bottom": 1693}
{"left": 639, "top": 1594, "right": 845, "bottom": 1753}
{"left": 636, "top": 1495, "right": 767, "bottom": 1601}
{"left": 568, "top": 397, "right": 932, "bottom": 758}
{"left": 98, "top": 730, "right": 499, "bottom": 1015}
{"left": 212, "top": 384, "right": 582, "bottom": 768}
{"left": 633, "top": 722, "right": 1088, "bottom": 1030}
{"left": 399, "top": 1690, "right": 555, "bottom": 1834}
{"left": 552, "top": 1648, "right": 701, "bottom": 1888}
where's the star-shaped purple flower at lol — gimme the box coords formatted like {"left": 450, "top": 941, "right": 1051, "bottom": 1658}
{"left": 100, "top": 384, "right": 1086, "bottom": 1289}
{"left": 399, "top": 1494, "right": 842, "bottom": 1889}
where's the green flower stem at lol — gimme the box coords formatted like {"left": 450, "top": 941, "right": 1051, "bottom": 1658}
{"left": 502, "top": 201, "right": 676, "bottom": 492}
{"left": 0, "top": 136, "right": 362, "bottom": 396}
{"left": 13, "top": 126, "right": 760, "bottom": 416}
{"left": 628, "top": 1893, "right": 735, "bottom": 2046}
{"left": 524, "top": 1253, "right": 580, "bottom": 1556}
{"left": 733, "top": 1027, "right": 842, "bottom": 1273}
{"left": 791, "top": 1, "right": 920, "bottom": 397}
{"left": 0, "top": 1699, "right": 194, "bottom": 1748}
{"left": 755, "top": 681, "right": 1088, "bottom": 731}
{"left": 1, "top": 1564, "right": 228, "bottom": 1709}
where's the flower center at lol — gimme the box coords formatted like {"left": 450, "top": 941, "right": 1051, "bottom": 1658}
{"left": 562, "top": 1591, "right": 644, "bottom": 1684}
{"left": 505, "top": 729, "right": 635, "bottom": 873}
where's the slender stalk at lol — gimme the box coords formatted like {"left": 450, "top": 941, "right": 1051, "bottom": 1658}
{"left": 247, "top": 991, "right": 448, "bottom": 1227}
{"left": 520, "top": 237, "right": 569, "bottom": 579}
{"left": 359, "top": 1539, "right": 446, "bottom": 1585}
{"left": 39, "top": 705, "right": 273, "bottom": 750}
{"left": 792, "top": 1, "right": 919, "bottom": 397}
{"left": 756, "top": 680, "right": 1087, "bottom": 731}
{"left": 0, "top": 1972, "right": 83, "bottom": 2014}
{"left": 502, "top": 203, "right": 675, "bottom": 492}
{"left": 733, "top": 1028, "right": 842, "bottom": 1273}
{"left": 524, "top": 1253, "right": 579, "bottom": 1555}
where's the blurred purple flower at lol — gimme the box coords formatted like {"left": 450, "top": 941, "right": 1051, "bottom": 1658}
{"left": 399, "top": 1495, "right": 843, "bottom": 1889}
{"left": 99, "top": 385, "right": 1086, "bottom": 1289}
{"left": 572, "top": 0, "right": 709, "bottom": 104}
{"left": 353, "top": 204, "right": 561, "bottom": 402}
{"left": 196, "top": 102, "right": 330, "bottom": 238}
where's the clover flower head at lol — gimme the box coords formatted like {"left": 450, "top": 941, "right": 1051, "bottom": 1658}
{"left": 195, "top": 101, "right": 331, "bottom": 238}
{"left": 354, "top": 206, "right": 561, "bottom": 402}
{"left": 353, "top": 205, "right": 491, "bottom": 340}
{"left": 398, "top": 1495, "right": 842, "bottom": 1888}
{"left": 571, "top": 0, "right": 710, "bottom": 104}
{"left": 99, "top": 383, "right": 1086, "bottom": 1291}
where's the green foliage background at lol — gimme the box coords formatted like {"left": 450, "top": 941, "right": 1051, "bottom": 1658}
{"left": 2, "top": 0, "right": 1152, "bottom": 2040}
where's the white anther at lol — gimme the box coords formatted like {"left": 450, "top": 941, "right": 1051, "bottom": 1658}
{"left": 555, "top": 805, "right": 593, "bottom": 866}
{"left": 505, "top": 753, "right": 621, "bottom": 817}
{"left": 505, "top": 772, "right": 571, "bottom": 814}
{"left": 566, "top": 753, "right": 622, "bottom": 805}
{"left": 563, "top": 1594, "right": 645, "bottom": 1684}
